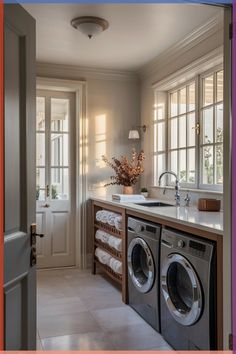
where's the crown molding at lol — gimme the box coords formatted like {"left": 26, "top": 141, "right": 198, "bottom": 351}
{"left": 152, "top": 46, "right": 223, "bottom": 91}
{"left": 138, "top": 13, "right": 224, "bottom": 80}
{"left": 36, "top": 62, "right": 139, "bottom": 83}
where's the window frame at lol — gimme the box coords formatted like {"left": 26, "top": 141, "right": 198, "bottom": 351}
{"left": 154, "top": 64, "right": 223, "bottom": 192}
{"left": 36, "top": 90, "right": 72, "bottom": 201}
{"left": 199, "top": 65, "right": 224, "bottom": 191}
{"left": 167, "top": 77, "right": 198, "bottom": 189}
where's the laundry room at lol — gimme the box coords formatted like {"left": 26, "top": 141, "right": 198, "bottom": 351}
{"left": 3, "top": 2, "right": 232, "bottom": 351}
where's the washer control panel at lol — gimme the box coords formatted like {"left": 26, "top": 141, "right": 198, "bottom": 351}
{"left": 177, "top": 240, "right": 185, "bottom": 248}
{"left": 161, "top": 227, "right": 214, "bottom": 261}
{"left": 128, "top": 217, "right": 161, "bottom": 239}
{"left": 189, "top": 240, "right": 206, "bottom": 258}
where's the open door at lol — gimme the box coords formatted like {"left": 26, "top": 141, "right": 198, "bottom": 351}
{"left": 4, "top": 4, "right": 37, "bottom": 349}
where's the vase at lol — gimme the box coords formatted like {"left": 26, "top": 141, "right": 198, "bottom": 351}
{"left": 123, "top": 186, "right": 134, "bottom": 195}
{"left": 141, "top": 192, "right": 149, "bottom": 198}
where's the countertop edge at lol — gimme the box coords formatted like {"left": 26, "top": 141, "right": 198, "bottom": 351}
{"left": 90, "top": 196, "right": 223, "bottom": 236}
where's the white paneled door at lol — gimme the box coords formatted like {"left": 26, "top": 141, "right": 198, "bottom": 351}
{"left": 36, "top": 90, "right": 76, "bottom": 268}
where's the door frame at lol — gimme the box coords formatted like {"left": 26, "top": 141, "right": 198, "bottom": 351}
{"left": 0, "top": 1, "right": 3, "bottom": 350}
{"left": 37, "top": 77, "right": 87, "bottom": 269}
{"left": 223, "top": 6, "right": 232, "bottom": 350}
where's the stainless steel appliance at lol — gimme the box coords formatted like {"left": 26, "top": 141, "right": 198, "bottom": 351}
{"left": 127, "top": 217, "right": 161, "bottom": 331}
{"left": 160, "top": 227, "right": 216, "bottom": 350}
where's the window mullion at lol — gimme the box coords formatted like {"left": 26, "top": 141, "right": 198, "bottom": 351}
{"left": 155, "top": 66, "right": 223, "bottom": 191}
{"left": 196, "top": 75, "right": 201, "bottom": 189}
{"left": 166, "top": 94, "right": 170, "bottom": 182}
{"left": 213, "top": 72, "right": 217, "bottom": 185}
{"left": 177, "top": 90, "right": 179, "bottom": 183}
{"left": 186, "top": 87, "right": 189, "bottom": 183}
{"left": 46, "top": 95, "right": 51, "bottom": 201}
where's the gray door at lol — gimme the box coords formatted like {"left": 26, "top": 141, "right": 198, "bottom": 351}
{"left": 4, "top": 4, "right": 37, "bottom": 350}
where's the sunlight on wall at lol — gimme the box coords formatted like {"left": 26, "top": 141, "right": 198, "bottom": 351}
{"left": 80, "top": 117, "right": 89, "bottom": 175}
{"left": 95, "top": 114, "right": 106, "bottom": 168}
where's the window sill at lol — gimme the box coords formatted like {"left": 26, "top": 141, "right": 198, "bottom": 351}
{"left": 151, "top": 185, "right": 223, "bottom": 195}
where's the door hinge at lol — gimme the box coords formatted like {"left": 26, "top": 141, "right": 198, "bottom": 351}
{"left": 229, "top": 23, "right": 233, "bottom": 40}
{"left": 229, "top": 333, "right": 233, "bottom": 350}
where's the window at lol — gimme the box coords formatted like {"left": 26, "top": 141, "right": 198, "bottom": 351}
{"left": 169, "top": 82, "right": 196, "bottom": 184}
{"left": 36, "top": 92, "right": 71, "bottom": 201}
{"left": 36, "top": 97, "right": 46, "bottom": 201}
{"left": 200, "top": 70, "right": 223, "bottom": 187}
{"left": 154, "top": 66, "right": 223, "bottom": 190}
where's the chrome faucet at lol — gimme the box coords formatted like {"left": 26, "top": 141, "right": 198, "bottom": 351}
{"left": 184, "top": 193, "right": 190, "bottom": 207}
{"left": 158, "top": 171, "right": 180, "bottom": 206}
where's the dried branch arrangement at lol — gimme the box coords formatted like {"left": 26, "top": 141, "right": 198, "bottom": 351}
{"left": 102, "top": 149, "right": 145, "bottom": 187}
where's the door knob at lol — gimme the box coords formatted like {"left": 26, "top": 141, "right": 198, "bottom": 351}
{"left": 42, "top": 203, "right": 50, "bottom": 208}
{"left": 31, "top": 223, "right": 44, "bottom": 246}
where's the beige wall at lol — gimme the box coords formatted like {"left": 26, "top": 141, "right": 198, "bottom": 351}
{"left": 36, "top": 63, "right": 141, "bottom": 196}
{"left": 37, "top": 10, "right": 230, "bottom": 348}
{"left": 86, "top": 78, "right": 141, "bottom": 196}
{"left": 85, "top": 77, "right": 141, "bottom": 253}
{"left": 36, "top": 63, "right": 141, "bottom": 256}
{"left": 139, "top": 13, "right": 232, "bottom": 348}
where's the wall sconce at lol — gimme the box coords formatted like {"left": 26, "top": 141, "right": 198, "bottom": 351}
{"left": 128, "top": 125, "right": 147, "bottom": 139}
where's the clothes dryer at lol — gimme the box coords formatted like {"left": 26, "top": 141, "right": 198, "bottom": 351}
{"left": 127, "top": 217, "right": 161, "bottom": 331}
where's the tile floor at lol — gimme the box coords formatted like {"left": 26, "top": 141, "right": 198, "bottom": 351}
{"left": 37, "top": 268, "right": 172, "bottom": 351}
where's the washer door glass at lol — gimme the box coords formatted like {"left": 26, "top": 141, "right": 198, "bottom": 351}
{"left": 161, "top": 253, "right": 202, "bottom": 326}
{"left": 128, "top": 237, "right": 155, "bottom": 293}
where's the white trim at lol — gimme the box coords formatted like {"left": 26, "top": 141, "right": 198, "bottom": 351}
{"left": 36, "top": 63, "right": 139, "bottom": 83}
{"left": 152, "top": 47, "right": 223, "bottom": 91}
{"left": 139, "top": 13, "right": 223, "bottom": 80}
{"left": 152, "top": 185, "right": 223, "bottom": 195}
{"left": 199, "top": 66, "right": 224, "bottom": 189}
{"left": 37, "top": 77, "right": 87, "bottom": 269}
{"left": 153, "top": 57, "right": 224, "bottom": 193}
{"left": 166, "top": 80, "right": 198, "bottom": 189}
{"left": 222, "top": 7, "right": 232, "bottom": 349}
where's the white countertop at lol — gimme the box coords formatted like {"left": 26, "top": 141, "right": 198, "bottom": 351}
{"left": 91, "top": 196, "right": 223, "bottom": 235}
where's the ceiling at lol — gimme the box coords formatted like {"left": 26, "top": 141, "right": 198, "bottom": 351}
{"left": 23, "top": 4, "right": 222, "bottom": 71}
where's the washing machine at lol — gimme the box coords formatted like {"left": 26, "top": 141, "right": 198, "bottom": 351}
{"left": 127, "top": 217, "right": 161, "bottom": 332}
{"left": 160, "top": 227, "right": 217, "bottom": 350}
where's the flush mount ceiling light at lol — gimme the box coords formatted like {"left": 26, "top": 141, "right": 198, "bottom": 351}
{"left": 71, "top": 16, "right": 109, "bottom": 39}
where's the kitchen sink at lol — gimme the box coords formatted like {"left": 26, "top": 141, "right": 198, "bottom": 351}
{"left": 134, "top": 202, "right": 174, "bottom": 207}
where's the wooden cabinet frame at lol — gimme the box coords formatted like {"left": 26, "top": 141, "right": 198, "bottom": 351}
{"left": 92, "top": 201, "right": 127, "bottom": 303}
{"left": 91, "top": 200, "right": 223, "bottom": 348}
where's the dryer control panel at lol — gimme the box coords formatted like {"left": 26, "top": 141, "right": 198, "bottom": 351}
{"left": 128, "top": 217, "right": 161, "bottom": 240}
{"left": 161, "top": 227, "right": 215, "bottom": 261}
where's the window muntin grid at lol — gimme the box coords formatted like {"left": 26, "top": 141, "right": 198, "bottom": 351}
{"left": 154, "top": 66, "right": 223, "bottom": 191}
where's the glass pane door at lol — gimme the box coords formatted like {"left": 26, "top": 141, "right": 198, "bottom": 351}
{"left": 36, "top": 88, "right": 76, "bottom": 269}
{"left": 36, "top": 92, "right": 72, "bottom": 202}
{"left": 36, "top": 97, "right": 46, "bottom": 201}
{"left": 51, "top": 98, "right": 69, "bottom": 200}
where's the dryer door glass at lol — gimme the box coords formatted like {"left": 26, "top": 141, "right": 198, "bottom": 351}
{"left": 161, "top": 253, "right": 202, "bottom": 326}
{"left": 128, "top": 237, "right": 155, "bottom": 293}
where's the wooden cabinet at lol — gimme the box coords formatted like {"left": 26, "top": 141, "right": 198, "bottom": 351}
{"left": 92, "top": 201, "right": 127, "bottom": 303}
{"left": 126, "top": 208, "right": 223, "bottom": 350}
{"left": 91, "top": 199, "right": 223, "bottom": 349}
